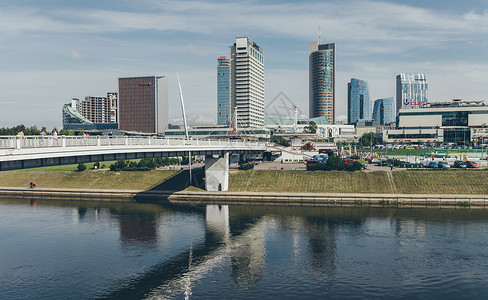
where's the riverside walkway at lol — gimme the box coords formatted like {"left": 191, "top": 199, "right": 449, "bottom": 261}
{"left": 1, "top": 187, "right": 486, "bottom": 209}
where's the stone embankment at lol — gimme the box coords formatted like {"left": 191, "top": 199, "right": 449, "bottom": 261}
{"left": 1, "top": 187, "right": 487, "bottom": 209}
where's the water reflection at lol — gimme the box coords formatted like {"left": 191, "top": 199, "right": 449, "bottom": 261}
{"left": 2, "top": 199, "right": 488, "bottom": 300}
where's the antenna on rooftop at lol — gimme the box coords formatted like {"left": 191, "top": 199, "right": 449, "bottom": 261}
{"left": 318, "top": 24, "right": 321, "bottom": 44}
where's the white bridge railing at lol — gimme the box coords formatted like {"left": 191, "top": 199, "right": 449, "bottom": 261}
{"left": 0, "top": 136, "right": 263, "bottom": 150}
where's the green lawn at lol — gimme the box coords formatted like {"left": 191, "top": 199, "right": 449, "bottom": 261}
{"left": 0, "top": 170, "right": 181, "bottom": 190}
{"left": 19, "top": 160, "right": 138, "bottom": 172}
{"left": 229, "top": 170, "right": 393, "bottom": 194}
{"left": 392, "top": 170, "right": 488, "bottom": 194}
{"left": 2, "top": 168, "right": 487, "bottom": 195}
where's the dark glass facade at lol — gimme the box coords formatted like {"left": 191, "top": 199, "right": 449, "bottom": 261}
{"left": 309, "top": 43, "right": 335, "bottom": 123}
{"left": 347, "top": 78, "right": 370, "bottom": 124}
{"left": 373, "top": 97, "right": 395, "bottom": 126}
{"left": 442, "top": 111, "right": 468, "bottom": 127}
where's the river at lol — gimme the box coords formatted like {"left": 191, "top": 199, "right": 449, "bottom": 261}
{"left": 1, "top": 198, "right": 487, "bottom": 299}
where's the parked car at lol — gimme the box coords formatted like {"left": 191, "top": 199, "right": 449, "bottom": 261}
{"left": 466, "top": 161, "right": 479, "bottom": 168}
{"left": 437, "top": 161, "right": 450, "bottom": 169}
{"left": 453, "top": 160, "right": 467, "bottom": 168}
{"left": 428, "top": 161, "right": 439, "bottom": 168}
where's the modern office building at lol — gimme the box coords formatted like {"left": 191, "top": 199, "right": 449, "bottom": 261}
{"left": 347, "top": 78, "right": 371, "bottom": 125}
{"left": 373, "top": 97, "right": 395, "bottom": 126}
{"left": 62, "top": 99, "right": 118, "bottom": 131}
{"left": 309, "top": 42, "right": 335, "bottom": 123}
{"left": 382, "top": 99, "right": 488, "bottom": 143}
{"left": 217, "top": 56, "right": 231, "bottom": 125}
{"left": 77, "top": 93, "right": 118, "bottom": 124}
{"left": 229, "top": 37, "right": 265, "bottom": 128}
{"left": 396, "top": 73, "right": 428, "bottom": 113}
{"left": 118, "top": 76, "right": 168, "bottom": 134}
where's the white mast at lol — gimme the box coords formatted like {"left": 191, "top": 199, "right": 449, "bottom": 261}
{"left": 233, "top": 106, "right": 238, "bottom": 133}
{"left": 293, "top": 104, "right": 298, "bottom": 133}
{"left": 176, "top": 73, "right": 191, "bottom": 185}
{"left": 176, "top": 73, "right": 189, "bottom": 139}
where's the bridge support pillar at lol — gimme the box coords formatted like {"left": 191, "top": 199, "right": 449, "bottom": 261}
{"left": 205, "top": 153, "right": 229, "bottom": 191}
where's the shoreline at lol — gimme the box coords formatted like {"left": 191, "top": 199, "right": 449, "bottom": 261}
{"left": 1, "top": 186, "right": 487, "bottom": 209}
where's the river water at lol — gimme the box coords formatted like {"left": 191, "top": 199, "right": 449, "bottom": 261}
{"left": 1, "top": 198, "right": 488, "bottom": 299}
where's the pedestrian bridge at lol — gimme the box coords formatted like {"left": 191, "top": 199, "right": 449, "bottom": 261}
{"left": 0, "top": 135, "right": 266, "bottom": 191}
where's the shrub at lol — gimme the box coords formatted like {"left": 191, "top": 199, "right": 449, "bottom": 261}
{"left": 238, "top": 163, "right": 255, "bottom": 170}
{"left": 77, "top": 163, "right": 87, "bottom": 172}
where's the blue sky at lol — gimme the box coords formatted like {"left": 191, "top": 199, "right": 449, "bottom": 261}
{"left": 1, "top": 0, "right": 487, "bottom": 128}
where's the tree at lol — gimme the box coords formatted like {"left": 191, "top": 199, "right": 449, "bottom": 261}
{"left": 77, "top": 163, "right": 87, "bottom": 172}
{"left": 304, "top": 121, "right": 317, "bottom": 134}
{"left": 301, "top": 141, "right": 315, "bottom": 151}
{"left": 359, "top": 132, "right": 375, "bottom": 147}
{"left": 270, "top": 135, "right": 290, "bottom": 147}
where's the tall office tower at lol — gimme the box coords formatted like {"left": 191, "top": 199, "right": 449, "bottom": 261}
{"left": 217, "top": 56, "right": 231, "bottom": 125}
{"left": 373, "top": 97, "right": 395, "bottom": 126}
{"left": 309, "top": 42, "right": 335, "bottom": 123}
{"left": 77, "top": 93, "right": 118, "bottom": 124}
{"left": 396, "top": 73, "right": 428, "bottom": 113}
{"left": 347, "top": 78, "right": 371, "bottom": 125}
{"left": 229, "top": 37, "right": 264, "bottom": 128}
{"left": 118, "top": 76, "right": 168, "bottom": 133}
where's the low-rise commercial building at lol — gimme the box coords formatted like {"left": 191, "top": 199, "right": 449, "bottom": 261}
{"left": 382, "top": 100, "right": 488, "bottom": 143}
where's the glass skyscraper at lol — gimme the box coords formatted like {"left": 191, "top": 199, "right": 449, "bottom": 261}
{"left": 217, "top": 57, "right": 231, "bottom": 125}
{"left": 396, "top": 73, "right": 428, "bottom": 113}
{"left": 309, "top": 42, "right": 335, "bottom": 123}
{"left": 347, "top": 78, "right": 371, "bottom": 125}
{"left": 373, "top": 97, "right": 395, "bottom": 126}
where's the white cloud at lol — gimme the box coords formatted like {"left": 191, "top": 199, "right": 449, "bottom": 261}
{"left": 1, "top": 1, "right": 488, "bottom": 128}
{"left": 69, "top": 49, "right": 84, "bottom": 59}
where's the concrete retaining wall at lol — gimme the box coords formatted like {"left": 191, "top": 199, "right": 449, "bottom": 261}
{"left": 1, "top": 187, "right": 486, "bottom": 209}
{"left": 167, "top": 191, "right": 488, "bottom": 209}
{"left": 0, "top": 187, "right": 172, "bottom": 202}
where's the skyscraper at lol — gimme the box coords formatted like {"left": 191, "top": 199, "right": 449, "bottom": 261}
{"left": 217, "top": 56, "right": 231, "bottom": 125}
{"left": 347, "top": 78, "right": 371, "bottom": 125}
{"left": 229, "top": 37, "right": 264, "bottom": 128}
{"left": 118, "top": 76, "right": 168, "bottom": 133}
{"left": 309, "top": 42, "right": 335, "bottom": 123}
{"left": 396, "top": 73, "right": 428, "bottom": 113}
{"left": 373, "top": 97, "right": 395, "bottom": 126}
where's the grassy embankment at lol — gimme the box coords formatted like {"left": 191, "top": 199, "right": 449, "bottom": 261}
{"left": 0, "top": 164, "right": 487, "bottom": 194}
{"left": 0, "top": 170, "right": 181, "bottom": 190}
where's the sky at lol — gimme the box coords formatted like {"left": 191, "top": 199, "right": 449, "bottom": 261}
{"left": 1, "top": 0, "right": 488, "bottom": 129}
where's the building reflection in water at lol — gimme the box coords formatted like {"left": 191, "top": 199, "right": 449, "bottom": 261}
{"left": 73, "top": 205, "right": 159, "bottom": 249}
{"left": 118, "top": 213, "right": 158, "bottom": 248}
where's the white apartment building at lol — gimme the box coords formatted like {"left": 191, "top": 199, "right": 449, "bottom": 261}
{"left": 230, "top": 37, "right": 264, "bottom": 128}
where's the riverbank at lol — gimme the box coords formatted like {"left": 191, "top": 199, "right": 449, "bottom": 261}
{"left": 1, "top": 187, "right": 487, "bottom": 209}
{"left": 0, "top": 169, "right": 487, "bottom": 195}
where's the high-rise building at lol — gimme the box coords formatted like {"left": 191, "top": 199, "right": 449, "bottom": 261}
{"left": 118, "top": 76, "right": 168, "bottom": 133}
{"left": 62, "top": 98, "right": 118, "bottom": 130}
{"left": 309, "top": 42, "right": 335, "bottom": 123}
{"left": 77, "top": 92, "right": 118, "bottom": 124}
{"left": 373, "top": 97, "right": 395, "bottom": 126}
{"left": 217, "top": 56, "right": 231, "bottom": 125}
{"left": 396, "top": 73, "right": 428, "bottom": 113}
{"left": 347, "top": 78, "right": 371, "bottom": 125}
{"left": 229, "top": 37, "right": 264, "bottom": 128}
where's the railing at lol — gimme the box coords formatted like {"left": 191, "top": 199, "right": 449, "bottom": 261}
{"left": 0, "top": 136, "right": 263, "bottom": 150}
